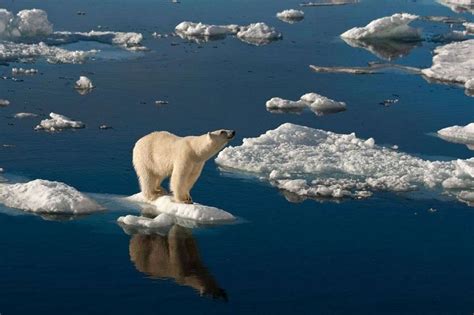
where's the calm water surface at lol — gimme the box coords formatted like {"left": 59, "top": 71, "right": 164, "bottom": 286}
{"left": 0, "top": 0, "right": 473, "bottom": 314}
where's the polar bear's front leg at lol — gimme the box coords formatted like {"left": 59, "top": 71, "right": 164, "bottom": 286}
{"left": 170, "top": 162, "right": 193, "bottom": 204}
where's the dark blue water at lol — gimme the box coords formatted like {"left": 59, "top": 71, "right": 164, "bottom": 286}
{"left": 1, "top": 0, "right": 473, "bottom": 314}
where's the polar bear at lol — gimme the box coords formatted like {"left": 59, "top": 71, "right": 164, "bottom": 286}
{"left": 133, "top": 129, "right": 235, "bottom": 203}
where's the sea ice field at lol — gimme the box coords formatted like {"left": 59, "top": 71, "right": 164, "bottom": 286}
{"left": 0, "top": 0, "right": 473, "bottom": 314}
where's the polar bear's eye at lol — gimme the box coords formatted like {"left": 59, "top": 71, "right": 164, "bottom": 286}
{"left": 220, "top": 130, "right": 226, "bottom": 135}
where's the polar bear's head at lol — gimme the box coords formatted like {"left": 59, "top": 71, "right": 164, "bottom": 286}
{"left": 207, "top": 129, "right": 235, "bottom": 151}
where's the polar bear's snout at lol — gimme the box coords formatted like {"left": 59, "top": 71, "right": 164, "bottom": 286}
{"left": 226, "top": 130, "right": 236, "bottom": 140}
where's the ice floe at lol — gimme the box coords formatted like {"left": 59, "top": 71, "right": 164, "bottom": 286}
{"left": 0, "top": 179, "right": 103, "bottom": 214}
{"left": 0, "top": 9, "right": 53, "bottom": 38}
{"left": 237, "top": 23, "right": 282, "bottom": 45}
{"left": 12, "top": 67, "right": 38, "bottom": 75}
{"left": 341, "top": 13, "right": 421, "bottom": 41}
{"left": 35, "top": 112, "right": 85, "bottom": 131}
{"left": 437, "top": 123, "right": 474, "bottom": 149}
{"left": 266, "top": 93, "right": 346, "bottom": 116}
{"left": 437, "top": 0, "right": 474, "bottom": 14}
{"left": 0, "top": 8, "right": 144, "bottom": 64}
{"left": 0, "top": 41, "right": 96, "bottom": 63}
{"left": 175, "top": 21, "right": 239, "bottom": 39}
{"left": 51, "top": 31, "right": 146, "bottom": 51}
{"left": 14, "top": 112, "right": 38, "bottom": 118}
{"left": 0, "top": 99, "right": 9, "bottom": 107}
{"left": 300, "top": 0, "right": 359, "bottom": 6}
{"left": 118, "top": 213, "right": 175, "bottom": 231}
{"left": 215, "top": 123, "right": 474, "bottom": 203}
{"left": 421, "top": 39, "right": 474, "bottom": 93}
{"left": 126, "top": 193, "right": 235, "bottom": 222}
{"left": 464, "top": 22, "right": 474, "bottom": 33}
{"left": 309, "top": 62, "right": 422, "bottom": 75}
{"left": 276, "top": 9, "right": 305, "bottom": 23}
{"left": 75, "top": 76, "right": 94, "bottom": 90}
{"left": 175, "top": 21, "right": 281, "bottom": 45}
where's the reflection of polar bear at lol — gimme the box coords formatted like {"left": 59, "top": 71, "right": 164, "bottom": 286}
{"left": 129, "top": 225, "right": 228, "bottom": 301}
{"left": 133, "top": 129, "right": 235, "bottom": 203}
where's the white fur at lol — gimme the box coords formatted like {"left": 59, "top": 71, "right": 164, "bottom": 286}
{"left": 133, "top": 129, "right": 234, "bottom": 203}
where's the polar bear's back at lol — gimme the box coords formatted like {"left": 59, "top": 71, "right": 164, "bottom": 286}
{"left": 133, "top": 131, "right": 183, "bottom": 175}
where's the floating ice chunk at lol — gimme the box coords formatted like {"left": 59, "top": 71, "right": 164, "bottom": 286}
{"left": 421, "top": 39, "right": 474, "bottom": 92}
{"left": 52, "top": 30, "right": 146, "bottom": 51}
{"left": 126, "top": 194, "right": 235, "bottom": 222}
{"left": 12, "top": 67, "right": 38, "bottom": 75}
{"left": 276, "top": 9, "right": 304, "bottom": 23}
{"left": 35, "top": 112, "right": 85, "bottom": 131}
{"left": 0, "top": 9, "right": 52, "bottom": 38}
{"left": 15, "top": 9, "right": 53, "bottom": 37}
{"left": 466, "top": 79, "right": 474, "bottom": 90}
{"left": 265, "top": 97, "right": 306, "bottom": 111}
{"left": 14, "top": 112, "right": 38, "bottom": 118}
{"left": 0, "top": 41, "right": 96, "bottom": 63}
{"left": 436, "top": 0, "right": 474, "bottom": 14}
{"left": 438, "top": 123, "right": 474, "bottom": 148}
{"left": 464, "top": 22, "right": 474, "bottom": 33}
{"left": 300, "top": 92, "right": 347, "bottom": 114}
{"left": 300, "top": 0, "right": 359, "bottom": 6}
{"left": 75, "top": 76, "right": 94, "bottom": 90}
{"left": 0, "top": 99, "right": 10, "bottom": 107}
{"left": 0, "top": 179, "right": 103, "bottom": 214}
{"left": 215, "top": 123, "right": 474, "bottom": 203}
{"left": 341, "top": 13, "right": 421, "bottom": 40}
{"left": 266, "top": 93, "right": 346, "bottom": 115}
{"left": 175, "top": 21, "right": 239, "bottom": 38}
{"left": 237, "top": 22, "right": 282, "bottom": 45}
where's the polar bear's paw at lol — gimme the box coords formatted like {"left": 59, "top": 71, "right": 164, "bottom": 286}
{"left": 173, "top": 194, "right": 193, "bottom": 204}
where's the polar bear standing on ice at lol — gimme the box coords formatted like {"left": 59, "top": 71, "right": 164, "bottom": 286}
{"left": 133, "top": 129, "right": 235, "bottom": 203}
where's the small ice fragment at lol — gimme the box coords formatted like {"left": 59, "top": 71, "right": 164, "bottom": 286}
{"left": 35, "top": 112, "right": 85, "bottom": 131}
{"left": 14, "top": 112, "right": 38, "bottom": 118}
{"left": 75, "top": 76, "right": 94, "bottom": 90}
{"left": 155, "top": 100, "right": 169, "bottom": 105}
{"left": 465, "top": 79, "right": 474, "bottom": 90}
{"left": 380, "top": 98, "right": 399, "bottom": 106}
{"left": 0, "top": 99, "right": 10, "bottom": 107}
{"left": 300, "top": 0, "right": 359, "bottom": 6}
{"left": 428, "top": 207, "right": 437, "bottom": 212}
{"left": 12, "top": 67, "right": 38, "bottom": 75}
{"left": 276, "top": 9, "right": 304, "bottom": 23}
{"left": 0, "top": 179, "right": 103, "bottom": 214}
{"left": 99, "top": 124, "right": 112, "bottom": 130}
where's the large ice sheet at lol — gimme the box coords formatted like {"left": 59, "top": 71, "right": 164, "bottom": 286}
{"left": 215, "top": 123, "right": 474, "bottom": 202}
{"left": 341, "top": 13, "right": 421, "bottom": 40}
{"left": 421, "top": 39, "right": 474, "bottom": 93}
{"left": 0, "top": 179, "right": 103, "bottom": 214}
{"left": 126, "top": 194, "right": 235, "bottom": 222}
